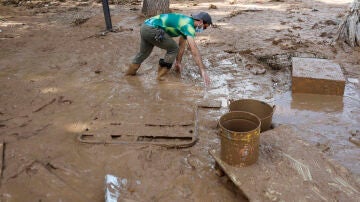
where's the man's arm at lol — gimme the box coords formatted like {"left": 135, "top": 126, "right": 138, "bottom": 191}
{"left": 186, "top": 37, "right": 210, "bottom": 86}
{"left": 174, "top": 36, "right": 186, "bottom": 72}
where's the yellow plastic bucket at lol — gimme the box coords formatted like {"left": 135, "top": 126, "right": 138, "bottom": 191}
{"left": 218, "top": 111, "right": 261, "bottom": 167}
{"left": 229, "top": 99, "right": 275, "bottom": 132}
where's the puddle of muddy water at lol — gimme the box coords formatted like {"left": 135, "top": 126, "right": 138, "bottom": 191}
{"left": 1, "top": 1, "right": 359, "bottom": 201}
{"left": 272, "top": 86, "right": 360, "bottom": 175}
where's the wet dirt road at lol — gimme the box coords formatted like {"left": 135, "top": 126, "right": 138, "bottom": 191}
{"left": 0, "top": 0, "right": 359, "bottom": 201}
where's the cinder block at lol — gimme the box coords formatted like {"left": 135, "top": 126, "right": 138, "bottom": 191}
{"left": 292, "top": 57, "right": 345, "bottom": 96}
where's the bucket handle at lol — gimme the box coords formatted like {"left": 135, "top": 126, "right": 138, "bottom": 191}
{"left": 227, "top": 99, "right": 235, "bottom": 107}
{"left": 217, "top": 129, "right": 221, "bottom": 136}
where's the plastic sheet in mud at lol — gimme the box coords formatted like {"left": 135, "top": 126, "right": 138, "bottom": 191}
{"left": 210, "top": 125, "right": 360, "bottom": 201}
{"left": 77, "top": 104, "right": 199, "bottom": 148}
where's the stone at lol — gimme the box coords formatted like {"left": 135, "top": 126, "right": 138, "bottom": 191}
{"left": 292, "top": 57, "right": 345, "bottom": 95}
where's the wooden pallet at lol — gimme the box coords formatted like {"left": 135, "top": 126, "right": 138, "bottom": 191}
{"left": 78, "top": 101, "right": 221, "bottom": 148}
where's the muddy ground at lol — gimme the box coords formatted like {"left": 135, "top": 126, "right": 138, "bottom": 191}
{"left": 0, "top": 0, "right": 359, "bottom": 201}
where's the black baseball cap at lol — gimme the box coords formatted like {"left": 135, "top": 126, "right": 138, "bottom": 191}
{"left": 191, "top": 12, "right": 213, "bottom": 25}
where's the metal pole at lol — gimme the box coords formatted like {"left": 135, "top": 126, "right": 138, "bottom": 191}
{"left": 101, "top": 0, "right": 112, "bottom": 31}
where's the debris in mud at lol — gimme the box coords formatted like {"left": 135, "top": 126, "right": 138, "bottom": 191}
{"left": 271, "top": 77, "right": 280, "bottom": 88}
{"left": 45, "top": 162, "right": 58, "bottom": 170}
{"left": 320, "top": 32, "right": 328, "bottom": 37}
{"left": 321, "top": 19, "right": 338, "bottom": 26}
{"left": 245, "top": 64, "right": 266, "bottom": 75}
{"left": 105, "top": 174, "right": 121, "bottom": 202}
{"left": 80, "top": 26, "right": 133, "bottom": 41}
{"left": 0, "top": 34, "right": 17, "bottom": 39}
{"left": 350, "top": 129, "right": 360, "bottom": 137}
{"left": 186, "top": 155, "right": 204, "bottom": 170}
{"left": 311, "top": 23, "right": 319, "bottom": 29}
{"left": 228, "top": 10, "right": 244, "bottom": 18}
{"left": 76, "top": 2, "right": 90, "bottom": 7}
{"left": 320, "top": 32, "right": 334, "bottom": 38}
{"left": 80, "top": 31, "right": 107, "bottom": 41}
{"left": 58, "top": 96, "right": 72, "bottom": 104}
{"left": 291, "top": 25, "right": 302, "bottom": 30}
{"left": 311, "top": 8, "right": 319, "bottom": 12}
{"left": 224, "top": 48, "right": 253, "bottom": 55}
{"left": 79, "top": 61, "right": 87, "bottom": 66}
{"left": 105, "top": 174, "right": 142, "bottom": 201}
{"left": 316, "top": 142, "right": 331, "bottom": 153}
{"left": 67, "top": 6, "right": 80, "bottom": 12}
{"left": 72, "top": 16, "right": 89, "bottom": 26}
{"left": 236, "top": 53, "right": 268, "bottom": 74}
{"left": 255, "top": 51, "right": 327, "bottom": 70}
{"left": 110, "top": 122, "right": 122, "bottom": 126}
{"left": 209, "top": 4, "right": 217, "bottom": 9}
{"left": 214, "top": 162, "right": 225, "bottom": 177}
{"left": 271, "top": 38, "right": 284, "bottom": 45}
{"left": 229, "top": 0, "right": 236, "bottom": 5}
{"left": 94, "top": 70, "right": 102, "bottom": 74}
{"left": 19, "top": 119, "right": 31, "bottom": 127}
{"left": 221, "top": 8, "right": 263, "bottom": 20}
{"left": 130, "top": 0, "right": 141, "bottom": 5}
{"left": 196, "top": 100, "right": 222, "bottom": 108}
{"left": 33, "top": 98, "right": 56, "bottom": 113}
{"left": 112, "top": 26, "right": 134, "bottom": 32}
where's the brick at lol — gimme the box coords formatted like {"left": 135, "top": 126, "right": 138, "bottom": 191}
{"left": 292, "top": 57, "right": 345, "bottom": 96}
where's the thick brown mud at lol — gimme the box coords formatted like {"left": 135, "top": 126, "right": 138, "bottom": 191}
{"left": 0, "top": 0, "right": 359, "bottom": 200}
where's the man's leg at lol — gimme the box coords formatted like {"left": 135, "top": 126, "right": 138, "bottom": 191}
{"left": 126, "top": 25, "right": 155, "bottom": 75}
{"left": 153, "top": 34, "right": 179, "bottom": 80}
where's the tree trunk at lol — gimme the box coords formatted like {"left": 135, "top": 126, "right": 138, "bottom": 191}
{"left": 336, "top": 0, "right": 360, "bottom": 47}
{"left": 142, "top": 0, "right": 170, "bottom": 17}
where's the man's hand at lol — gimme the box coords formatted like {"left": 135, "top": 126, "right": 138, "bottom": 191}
{"left": 187, "top": 37, "right": 211, "bottom": 87}
{"left": 201, "top": 70, "right": 211, "bottom": 87}
{"left": 174, "top": 60, "right": 182, "bottom": 72}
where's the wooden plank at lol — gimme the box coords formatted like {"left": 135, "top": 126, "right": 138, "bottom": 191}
{"left": 210, "top": 125, "right": 360, "bottom": 201}
{"left": 196, "top": 100, "right": 222, "bottom": 108}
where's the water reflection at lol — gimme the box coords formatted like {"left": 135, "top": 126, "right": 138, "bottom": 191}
{"left": 291, "top": 93, "right": 344, "bottom": 113}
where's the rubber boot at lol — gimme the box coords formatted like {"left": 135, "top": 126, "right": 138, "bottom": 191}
{"left": 157, "top": 66, "right": 169, "bottom": 81}
{"left": 125, "top": 63, "right": 140, "bottom": 76}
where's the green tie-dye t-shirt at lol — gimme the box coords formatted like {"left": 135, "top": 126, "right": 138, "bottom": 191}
{"left": 144, "top": 13, "right": 196, "bottom": 38}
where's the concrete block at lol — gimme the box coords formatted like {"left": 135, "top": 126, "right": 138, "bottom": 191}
{"left": 292, "top": 57, "right": 345, "bottom": 96}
